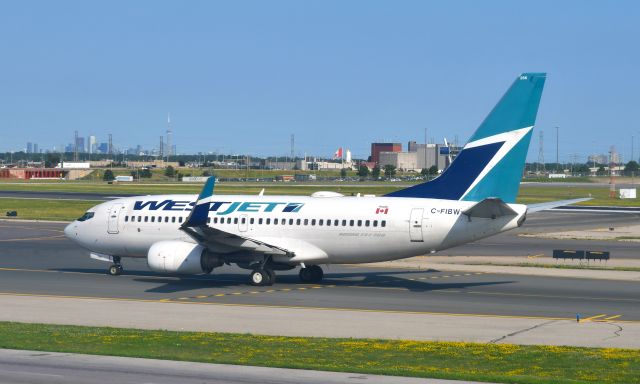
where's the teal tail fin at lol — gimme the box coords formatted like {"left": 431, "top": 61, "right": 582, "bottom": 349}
{"left": 386, "top": 73, "right": 546, "bottom": 203}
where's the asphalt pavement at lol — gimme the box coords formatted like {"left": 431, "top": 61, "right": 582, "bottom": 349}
{"left": 0, "top": 219, "right": 638, "bottom": 322}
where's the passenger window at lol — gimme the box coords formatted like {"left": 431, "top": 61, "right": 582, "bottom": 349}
{"left": 207, "top": 217, "right": 211, "bottom": 224}
{"left": 304, "top": 219, "right": 308, "bottom": 225}
{"left": 266, "top": 218, "right": 271, "bottom": 225}
{"left": 242, "top": 217, "right": 246, "bottom": 224}
{"left": 381, "top": 220, "right": 386, "bottom": 227}
{"left": 282, "top": 219, "right": 286, "bottom": 225}
{"left": 373, "top": 220, "right": 378, "bottom": 227}
{"left": 165, "top": 217, "right": 169, "bottom": 223}
{"left": 250, "top": 218, "right": 255, "bottom": 224}
{"left": 326, "top": 219, "right": 331, "bottom": 226}
{"left": 259, "top": 218, "right": 263, "bottom": 225}
{"left": 365, "top": 220, "right": 370, "bottom": 227}
{"left": 296, "top": 219, "right": 301, "bottom": 225}
{"left": 124, "top": 216, "right": 128, "bottom": 222}
{"left": 227, "top": 218, "right": 232, "bottom": 224}
{"left": 171, "top": 217, "right": 176, "bottom": 223}
{"left": 357, "top": 220, "right": 362, "bottom": 227}
{"left": 151, "top": 216, "right": 155, "bottom": 223}
{"left": 319, "top": 219, "right": 323, "bottom": 226}
{"left": 342, "top": 220, "right": 346, "bottom": 226}
{"left": 144, "top": 216, "right": 148, "bottom": 223}
{"left": 274, "top": 218, "right": 278, "bottom": 225}
{"left": 179, "top": 217, "right": 183, "bottom": 223}
{"left": 335, "top": 220, "right": 339, "bottom": 226}
{"left": 234, "top": 218, "right": 238, "bottom": 224}
{"left": 349, "top": 220, "right": 354, "bottom": 227}
{"left": 289, "top": 219, "right": 294, "bottom": 225}
{"left": 311, "top": 219, "right": 316, "bottom": 226}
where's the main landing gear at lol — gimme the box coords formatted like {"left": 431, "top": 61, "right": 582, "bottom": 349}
{"left": 299, "top": 265, "right": 323, "bottom": 283}
{"left": 108, "top": 256, "right": 123, "bottom": 276}
{"left": 246, "top": 259, "right": 324, "bottom": 286}
{"left": 250, "top": 268, "right": 275, "bottom": 286}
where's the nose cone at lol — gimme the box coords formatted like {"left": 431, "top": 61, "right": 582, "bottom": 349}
{"left": 64, "top": 222, "right": 77, "bottom": 240}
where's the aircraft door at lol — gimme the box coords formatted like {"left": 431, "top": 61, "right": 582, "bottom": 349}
{"left": 239, "top": 214, "right": 248, "bottom": 232}
{"left": 409, "top": 208, "right": 424, "bottom": 242}
{"left": 107, "top": 203, "right": 126, "bottom": 234}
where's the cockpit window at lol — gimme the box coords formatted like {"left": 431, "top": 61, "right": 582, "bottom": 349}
{"left": 77, "top": 212, "right": 95, "bottom": 222}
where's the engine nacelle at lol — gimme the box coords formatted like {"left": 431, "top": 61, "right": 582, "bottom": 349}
{"left": 147, "top": 241, "right": 222, "bottom": 274}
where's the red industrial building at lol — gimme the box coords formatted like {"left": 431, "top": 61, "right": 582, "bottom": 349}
{"left": 0, "top": 168, "right": 65, "bottom": 179}
{"left": 370, "top": 143, "right": 402, "bottom": 164}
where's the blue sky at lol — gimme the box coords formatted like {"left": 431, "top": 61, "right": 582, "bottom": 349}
{"left": 1, "top": 0, "right": 639, "bottom": 162}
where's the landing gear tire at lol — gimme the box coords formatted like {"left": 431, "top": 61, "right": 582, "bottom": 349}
{"left": 108, "top": 264, "right": 123, "bottom": 276}
{"left": 250, "top": 269, "right": 274, "bottom": 286}
{"left": 266, "top": 269, "right": 276, "bottom": 284}
{"left": 299, "top": 265, "right": 323, "bottom": 283}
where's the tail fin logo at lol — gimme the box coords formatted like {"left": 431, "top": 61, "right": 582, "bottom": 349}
{"left": 385, "top": 73, "right": 545, "bottom": 203}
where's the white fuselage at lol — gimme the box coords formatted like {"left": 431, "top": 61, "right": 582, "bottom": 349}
{"left": 65, "top": 193, "right": 527, "bottom": 265}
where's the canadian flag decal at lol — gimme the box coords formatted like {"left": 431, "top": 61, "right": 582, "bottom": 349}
{"left": 375, "top": 206, "right": 389, "bottom": 214}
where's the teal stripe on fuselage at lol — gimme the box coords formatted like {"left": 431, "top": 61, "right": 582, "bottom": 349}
{"left": 468, "top": 73, "right": 546, "bottom": 142}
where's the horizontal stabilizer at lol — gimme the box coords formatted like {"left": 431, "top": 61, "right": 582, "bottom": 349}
{"left": 462, "top": 198, "right": 518, "bottom": 219}
{"left": 527, "top": 197, "right": 592, "bottom": 213}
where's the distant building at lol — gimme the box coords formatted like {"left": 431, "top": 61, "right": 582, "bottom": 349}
{"left": 76, "top": 137, "right": 85, "bottom": 153}
{"left": 370, "top": 143, "right": 402, "bottom": 164}
{"left": 89, "top": 135, "right": 97, "bottom": 154}
{"left": 376, "top": 140, "right": 458, "bottom": 172}
{"left": 378, "top": 151, "right": 418, "bottom": 170}
{"left": 26, "top": 142, "right": 33, "bottom": 154}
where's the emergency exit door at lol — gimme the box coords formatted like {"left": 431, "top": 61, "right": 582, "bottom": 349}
{"left": 409, "top": 208, "right": 424, "bottom": 242}
{"left": 107, "top": 204, "right": 126, "bottom": 234}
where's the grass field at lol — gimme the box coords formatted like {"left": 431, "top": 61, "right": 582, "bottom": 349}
{"left": 0, "top": 198, "right": 99, "bottom": 221}
{"left": 0, "top": 322, "right": 637, "bottom": 384}
{"left": 0, "top": 181, "right": 406, "bottom": 196}
{"left": 80, "top": 167, "right": 351, "bottom": 182}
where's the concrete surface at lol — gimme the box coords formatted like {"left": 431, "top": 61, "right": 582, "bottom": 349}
{"left": 366, "top": 257, "right": 640, "bottom": 281}
{"left": 0, "top": 348, "right": 476, "bottom": 384}
{"left": 1, "top": 294, "right": 638, "bottom": 348}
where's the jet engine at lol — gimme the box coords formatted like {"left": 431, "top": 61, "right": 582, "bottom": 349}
{"left": 147, "top": 241, "right": 223, "bottom": 274}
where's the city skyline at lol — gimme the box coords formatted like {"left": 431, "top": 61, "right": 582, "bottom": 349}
{"left": 1, "top": 1, "right": 640, "bottom": 162}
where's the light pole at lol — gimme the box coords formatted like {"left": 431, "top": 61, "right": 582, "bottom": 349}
{"left": 555, "top": 126, "right": 559, "bottom": 173}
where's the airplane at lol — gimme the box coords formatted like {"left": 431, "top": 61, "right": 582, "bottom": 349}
{"left": 64, "top": 72, "right": 588, "bottom": 286}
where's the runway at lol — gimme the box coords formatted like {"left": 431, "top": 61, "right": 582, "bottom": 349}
{"left": 0, "top": 219, "right": 638, "bottom": 323}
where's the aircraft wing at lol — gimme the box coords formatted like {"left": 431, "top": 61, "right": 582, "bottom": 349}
{"left": 462, "top": 198, "right": 518, "bottom": 219}
{"left": 181, "top": 225, "right": 294, "bottom": 256}
{"left": 179, "top": 176, "right": 295, "bottom": 256}
{"left": 526, "top": 197, "right": 592, "bottom": 213}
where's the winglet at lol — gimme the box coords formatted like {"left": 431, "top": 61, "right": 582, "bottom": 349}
{"left": 182, "top": 176, "right": 215, "bottom": 228}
